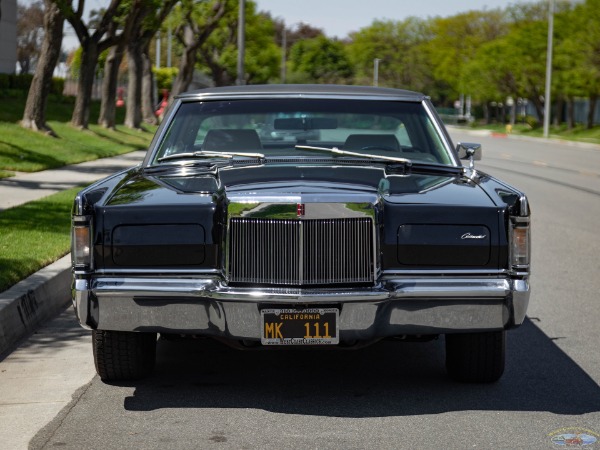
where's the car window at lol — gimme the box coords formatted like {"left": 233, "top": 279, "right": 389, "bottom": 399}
{"left": 154, "top": 99, "right": 453, "bottom": 165}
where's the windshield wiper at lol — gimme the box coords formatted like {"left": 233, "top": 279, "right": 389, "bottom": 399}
{"left": 157, "top": 150, "right": 264, "bottom": 163}
{"left": 295, "top": 145, "right": 412, "bottom": 165}
{"left": 407, "top": 162, "right": 463, "bottom": 175}
{"left": 143, "top": 159, "right": 220, "bottom": 174}
{"left": 146, "top": 151, "right": 265, "bottom": 174}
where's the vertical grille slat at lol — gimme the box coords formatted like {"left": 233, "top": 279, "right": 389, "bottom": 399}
{"left": 228, "top": 217, "right": 374, "bottom": 286}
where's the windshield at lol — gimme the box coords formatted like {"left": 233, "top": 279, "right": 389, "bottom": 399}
{"left": 152, "top": 99, "right": 454, "bottom": 165}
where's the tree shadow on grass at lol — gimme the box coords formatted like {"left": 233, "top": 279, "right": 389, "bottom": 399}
{"left": 87, "top": 128, "right": 150, "bottom": 150}
{"left": 0, "top": 140, "right": 64, "bottom": 172}
{"left": 0, "top": 197, "right": 72, "bottom": 232}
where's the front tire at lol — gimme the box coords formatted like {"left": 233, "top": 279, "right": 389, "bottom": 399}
{"left": 445, "top": 330, "right": 505, "bottom": 383}
{"left": 92, "top": 330, "right": 157, "bottom": 381}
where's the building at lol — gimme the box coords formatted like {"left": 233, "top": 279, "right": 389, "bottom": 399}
{"left": 0, "top": 0, "right": 17, "bottom": 73}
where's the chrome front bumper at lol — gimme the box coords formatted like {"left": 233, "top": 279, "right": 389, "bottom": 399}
{"left": 73, "top": 276, "right": 530, "bottom": 341}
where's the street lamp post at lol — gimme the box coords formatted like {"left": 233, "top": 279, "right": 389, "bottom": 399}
{"left": 543, "top": 0, "right": 555, "bottom": 138}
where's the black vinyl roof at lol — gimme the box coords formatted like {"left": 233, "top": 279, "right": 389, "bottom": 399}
{"left": 177, "top": 84, "right": 427, "bottom": 102}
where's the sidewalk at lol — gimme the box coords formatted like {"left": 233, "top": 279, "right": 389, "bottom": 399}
{"left": 0, "top": 150, "right": 147, "bottom": 356}
{"left": 0, "top": 150, "right": 147, "bottom": 211}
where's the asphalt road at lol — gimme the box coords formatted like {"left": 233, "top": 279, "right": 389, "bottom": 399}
{"left": 17, "top": 131, "right": 600, "bottom": 449}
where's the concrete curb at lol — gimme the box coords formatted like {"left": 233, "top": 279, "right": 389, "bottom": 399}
{"left": 0, "top": 255, "right": 72, "bottom": 357}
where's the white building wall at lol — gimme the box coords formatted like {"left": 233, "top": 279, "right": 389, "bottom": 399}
{"left": 0, "top": 0, "right": 18, "bottom": 74}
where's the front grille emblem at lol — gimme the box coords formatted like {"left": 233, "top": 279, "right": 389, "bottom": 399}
{"left": 297, "top": 203, "right": 305, "bottom": 217}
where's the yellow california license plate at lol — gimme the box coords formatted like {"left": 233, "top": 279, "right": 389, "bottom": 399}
{"left": 261, "top": 308, "right": 339, "bottom": 345}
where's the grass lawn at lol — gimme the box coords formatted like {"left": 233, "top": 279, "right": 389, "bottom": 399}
{"left": 0, "top": 93, "right": 158, "bottom": 291}
{"left": 0, "top": 187, "right": 80, "bottom": 292}
{"left": 0, "top": 95, "right": 156, "bottom": 177}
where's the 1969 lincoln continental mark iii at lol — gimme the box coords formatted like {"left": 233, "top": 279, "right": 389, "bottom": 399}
{"left": 71, "top": 85, "right": 531, "bottom": 383}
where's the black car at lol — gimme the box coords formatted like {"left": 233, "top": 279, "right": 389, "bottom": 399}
{"left": 71, "top": 85, "right": 531, "bottom": 383}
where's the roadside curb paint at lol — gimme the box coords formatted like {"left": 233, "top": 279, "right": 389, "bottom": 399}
{"left": 0, "top": 255, "right": 71, "bottom": 357}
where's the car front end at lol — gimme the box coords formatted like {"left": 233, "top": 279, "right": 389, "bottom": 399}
{"left": 72, "top": 85, "right": 530, "bottom": 382}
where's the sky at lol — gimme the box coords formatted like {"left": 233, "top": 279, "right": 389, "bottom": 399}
{"left": 252, "top": 0, "right": 540, "bottom": 39}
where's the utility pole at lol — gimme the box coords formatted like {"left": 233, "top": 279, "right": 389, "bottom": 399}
{"left": 373, "top": 58, "right": 381, "bottom": 87}
{"left": 236, "top": 0, "right": 246, "bottom": 85}
{"left": 281, "top": 26, "right": 287, "bottom": 84}
{"left": 167, "top": 25, "right": 172, "bottom": 68}
{"left": 156, "top": 31, "right": 161, "bottom": 69}
{"left": 543, "top": 0, "right": 555, "bottom": 138}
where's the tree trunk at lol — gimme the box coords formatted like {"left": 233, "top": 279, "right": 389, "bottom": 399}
{"left": 21, "top": 0, "right": 63, "bottom": 135}
{"left": 553, "top": 96, "right": 564, "bottom": 127}
{"left": 141, "top": 46, "right": 157, "bottom": 124}
{"left": 71, "top": 42, "right": 100, "bottom": 129}
{"left": 528, "top": 93, "right": 544, "bottom": 125}
{"left": 200, "top": 48, "right": 231, "bottom": 87}
{"left": 125, "top": 42, "right": 144, "bottom": 129}
{"left": 20, "top": 59, "right": 31, "bottom": 75}
{"left": 171, "top": 33, "right": 197, "bottom": 98}
{"left": 567, "top": 96, "right": 575, "bottom": 130}
{"left": 170, "top": 2, "right": 227, "bottom": 100}
{"left": 98, "top": 42, "right": 126, "bottom": 129}
{"left": 588, "top": 95, "right": 598, "bottom": 130}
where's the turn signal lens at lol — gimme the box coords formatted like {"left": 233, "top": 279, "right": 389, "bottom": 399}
{"left": 511, "top": 224, "right": 530, "bottom": 268}
{"left": 72, "top": 225, "right": 91, "bottom": 266}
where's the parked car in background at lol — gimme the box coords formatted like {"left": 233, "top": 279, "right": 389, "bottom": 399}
{"left": 71, "top": 85, "right": 531, "bottom": 383}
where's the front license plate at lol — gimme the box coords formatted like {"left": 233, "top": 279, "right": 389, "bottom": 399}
{"left": 261, "top": 308, "right": 339, "bottom": 345}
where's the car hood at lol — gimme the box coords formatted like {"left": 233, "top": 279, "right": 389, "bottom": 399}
{"left": 92, "top": 163, "right": 514, "bottom": 272}
{"left": 105, "top": 164, "right": 497, "bottom": 208}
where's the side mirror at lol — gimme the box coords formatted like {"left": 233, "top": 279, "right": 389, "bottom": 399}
{"left": 456, "top": 142, "right": 482, "bottom": 169}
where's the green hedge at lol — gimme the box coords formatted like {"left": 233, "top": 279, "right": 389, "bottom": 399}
{"left": 153, "top": 67, "right": 178, "bottom": 91}
{"left": 0, "top": 73, "right": 65, "bottom": 96}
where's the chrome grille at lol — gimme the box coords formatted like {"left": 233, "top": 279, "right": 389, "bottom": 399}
{"left": 228, "top": 218, "right": 374, "bottom": 285}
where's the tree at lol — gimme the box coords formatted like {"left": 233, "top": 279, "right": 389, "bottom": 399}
{"left": 21, "top": 0, "right": 64, "bottom": 134}
{"left": 170, "top": 0, "right": 228, "bottom": 98}
{"left": 549, "top": 3, "right": 582, "bottom": 128}
{"left": 287, "top": 35, "right": 353, "bottom": 84}
{"left": 566, "top": 0, "right": 600, "bottom": 129}
{"left": 198, "top": 2, "right": 280, "bottom": 86}
{"left": 269, "top": 17, "right": 323, "bottom": 51}
{"left": 125, "top": 0, "right": 178, "bottom": 128}
{"left": 124, "top": 2, "right": 153, "bottom": 129}
{"left": 347, "top": 18, "right": 433, "bottom": 92}
{"left": 464, "top": 37, "right": 517, "bottom": 123}
{"left": 16, "top": 1, "right": 45, "bottom": 74}
{"left": 54, "top": 0, "right": 127, "bottom": 128}
{"left": 98, "top": 6, "right": 133, "bottom": 129}
{"left": 424, "top": 9, "right": 507, "bottom": 103}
